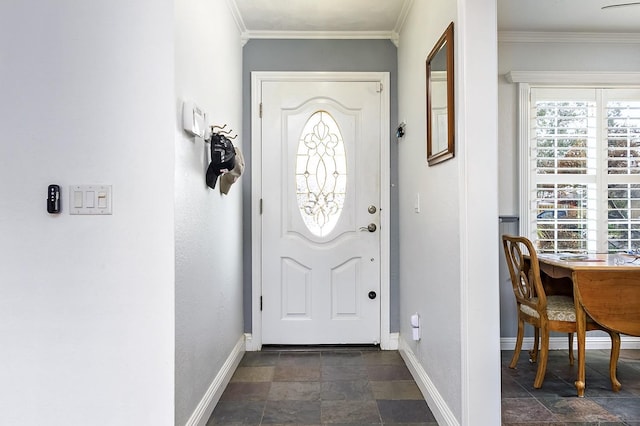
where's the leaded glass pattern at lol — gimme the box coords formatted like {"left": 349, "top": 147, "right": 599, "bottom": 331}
{"left": 296, "top": 110, "right": 347, "bottom": 237}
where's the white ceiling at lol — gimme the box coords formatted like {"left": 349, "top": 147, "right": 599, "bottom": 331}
{"left": 230, "top": 0, "right": 640, "bottom": 38}
{"left": 498, "top": 0, "right": 640, "bottom": 33}
{"left": 233, "top": 0, "right": 410, "bottom": 33}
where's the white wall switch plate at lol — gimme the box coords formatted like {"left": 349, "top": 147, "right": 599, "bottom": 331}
{"left": 182, "top": 100, "right": 206, "bottom": 138}
{"left": 69, "top": 185, "right": 112, "bottom": 215}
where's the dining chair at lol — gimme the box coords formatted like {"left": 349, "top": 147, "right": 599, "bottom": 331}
{"left": 501, "top": 234, "right": 620, "bottom": 389}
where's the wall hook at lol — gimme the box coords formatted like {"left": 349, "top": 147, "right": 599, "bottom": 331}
{"left": 211, "top": 124, "right": 237, "bottom": 140}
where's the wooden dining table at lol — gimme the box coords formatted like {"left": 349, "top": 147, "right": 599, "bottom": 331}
{"left": 537, "top": 253, "right": 640, "bottom": 397}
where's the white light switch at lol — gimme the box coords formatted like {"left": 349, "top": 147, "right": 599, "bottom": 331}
{"left": 85, "top": 191, "right": 95, "bottom": 208}
{"left": 69, "top": 185, "right": 112, "bottom": 215}
{"left": 73, "top": 191, "right": 83, "bottom": 208}
{"left": 97, "top": 192, "right": 107, "bottom": 208}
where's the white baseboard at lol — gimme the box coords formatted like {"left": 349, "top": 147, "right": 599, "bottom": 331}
{"left": 395, "top": 335, "right": 640, "bottom": 426}
{"left": 385, "top": 332, "right": 399, "bottom": 350}
{"left": 244, "top": 333, "right": 260, "bottom": 352}
{"left": 244, "top": 332, "right": 261, "bottom": 351}
{"left": 184, "top": 335, "right": 245, "bottom": 426}
{"left": 500, "top": 335, "right": 640, "bottom": 351}
{"left": 399, "top": 337, "right": 459, "bottom": 426}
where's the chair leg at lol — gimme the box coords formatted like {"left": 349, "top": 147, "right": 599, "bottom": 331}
{"left": 568, "top": 332, "right": 574, "bottom": 366}
{"left": 529, "top": 327, "right": 540, "bottom": 363}
{"left": 510, "top": 318, "right": 525, "bottom": 369}
{"left": 607, "top": 330, "right": 622, "bottom": 392}
{"left": 533, "top": 328, "right": 550, "bottom": 388}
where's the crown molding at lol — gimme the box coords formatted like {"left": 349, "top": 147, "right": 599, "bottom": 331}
{"left": 229, "top": 0, "right": 410, "bottom": 46}
{"left": 393, "top": 0, "right": 414, "bottom": 40}
{"left": 505, "top": 70, "right": 640, "bottom": 85}
{"left": 226, "top": 0, "right": 246, "bottom": 35}
{"left": 499, "top": 31, "right": 640, "bottom": 44}
{"left": 241, "top": 30, "right": 400, "bottom": 45}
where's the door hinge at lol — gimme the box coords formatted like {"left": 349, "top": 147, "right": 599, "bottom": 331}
{"left": 377, "top": 82, "right": 383, "bottom": 93}
{"left": 259, "top": 198, "right": 263, "bottom": 214}
{"left": 260, "top": 296, "right": 263, "bottom": 311}
{"left": 259, "top": 102, "right": 263, "bottom": 118}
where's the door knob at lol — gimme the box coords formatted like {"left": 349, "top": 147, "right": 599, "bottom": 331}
{"left": 359, "top": 223, "right": 377, "bottom": 232}
{"left": 368, "top": 291, "right": 377, "bottom": 300}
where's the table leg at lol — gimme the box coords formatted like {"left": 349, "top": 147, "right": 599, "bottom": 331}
{"left": 608, "top": 330, "right": 622, "bottom": 392}
{"left": 574, "top": 294, "right": 586, "bottom": 397}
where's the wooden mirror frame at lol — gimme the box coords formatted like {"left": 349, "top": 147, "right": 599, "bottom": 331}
{"left": 426, "top": 22, "right": 454, "bottom": 166}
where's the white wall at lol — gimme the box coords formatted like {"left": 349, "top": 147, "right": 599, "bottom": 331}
{"left": 398, "top": 0, "right": 501, "bottom": 424}
{"left": 174, "top": 0, "right": 244, "bottom": 425}
{"left": 0, "top": 1, "right": 175, "bottom": 425}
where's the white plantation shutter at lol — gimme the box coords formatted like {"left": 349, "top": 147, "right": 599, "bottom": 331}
{"left": 604, "top": 91, "right": 640, "bottom": 251}
{"left": 527, "top": 88, "right": 640, "bottom": 253}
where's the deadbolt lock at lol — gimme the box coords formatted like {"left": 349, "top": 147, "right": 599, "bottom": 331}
{"left": 368, "top": 205, "right": 377, "bottom": 214}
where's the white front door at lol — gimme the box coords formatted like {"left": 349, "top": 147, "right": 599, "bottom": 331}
{"left": 259, "top": 77, "right": 384, "bottom": 345}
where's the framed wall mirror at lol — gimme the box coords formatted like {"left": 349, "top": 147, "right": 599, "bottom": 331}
{"left": 426, "top": 22, "right": 454, "bottom": 166}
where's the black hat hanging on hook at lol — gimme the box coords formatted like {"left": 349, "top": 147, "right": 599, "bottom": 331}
{"left": 206, "top": 132, "right": 236, "bottom": 189}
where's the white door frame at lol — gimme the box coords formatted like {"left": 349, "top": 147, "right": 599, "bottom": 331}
{"left": 249, "top": 71, "right": 391, "bottom": 350}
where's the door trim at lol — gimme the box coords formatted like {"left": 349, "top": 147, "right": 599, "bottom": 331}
{"left": 250, "top": 71, "right": 391, "bottom": 349}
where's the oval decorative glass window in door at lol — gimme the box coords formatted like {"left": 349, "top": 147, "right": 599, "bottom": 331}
{"left": 296, "top": 110, "right": 347, "bottom": 237}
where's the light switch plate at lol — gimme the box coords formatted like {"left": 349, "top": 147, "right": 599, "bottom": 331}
{"left": 182, "top": 100, "right": 206, "bottom": 138}
{"left": 69, "top": 185, "right": 112, "bottom": 215}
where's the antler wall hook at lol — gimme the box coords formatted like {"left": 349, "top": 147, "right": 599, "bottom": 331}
{"left": 211, "top": 124, "right": 237, "bottom": 140}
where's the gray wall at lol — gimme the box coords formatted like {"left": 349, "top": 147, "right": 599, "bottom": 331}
{"left": 242, "top": 39, "right": 400, "bottom": 334}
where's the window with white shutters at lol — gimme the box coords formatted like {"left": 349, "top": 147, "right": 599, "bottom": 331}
{"left": 529, "top": 88, "right": 640, "bottom": 253}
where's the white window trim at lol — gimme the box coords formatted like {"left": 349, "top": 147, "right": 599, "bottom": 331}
{"left": 509, "top": 71, "right": 640, "bottom": 239}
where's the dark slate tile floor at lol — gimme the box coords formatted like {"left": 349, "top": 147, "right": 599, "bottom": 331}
{"left": 207, "top": 346, "right": 438, "bottom": 425}
{"left": 502, "top": 348, "right": 640, "bottom": 425}
{"left": 207, "top": 347, "right": 640, "bottom": 425}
